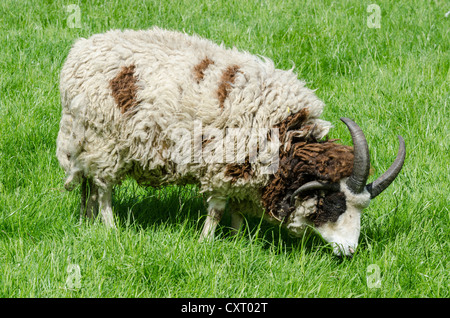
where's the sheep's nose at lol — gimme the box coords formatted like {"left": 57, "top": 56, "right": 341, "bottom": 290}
{"left": 339, "top": 247, "right": 355, "bottom": 259}
{"left": 346, "top": 247, "right": 355, "bottom": 259}
{"left": 333, "top": 244, "right": 356, "bottom": 258}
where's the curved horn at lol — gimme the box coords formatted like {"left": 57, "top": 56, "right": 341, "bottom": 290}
{"left": 290, "top": 181, "right": 339, "bottom": 205}
{"left": 340, "top": 117, "right": 371, "bottom": 194}
{"left": 366, "top": 135, "right": 406, "bottom": 199}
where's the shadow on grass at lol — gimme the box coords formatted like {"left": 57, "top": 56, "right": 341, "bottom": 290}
{"left": 113, "top": 183, "right": 205, "bottom": 230}
{"left": 110, "top": 180, "right": 329, "bottom": 255}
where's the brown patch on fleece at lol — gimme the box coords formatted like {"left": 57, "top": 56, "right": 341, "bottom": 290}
{"left": 193, "top": 57, "right": 214, "bottom": 83}
{"left": 217, "top": 65, "right": 240, "bottom": 109}
{"left": 277, "top": 108, "right": 311, "bottom": 146}
{"left": 260, "top": 110, "right": 355, "bottom": 220}
{"left": 110, "top": 65, "right": 140, "bottom": 114}
{"left": 224, "top": 110, "right": 309, "bottom": 185}
{"left": 225, "top": 157, "right": 253, "bottom": 182}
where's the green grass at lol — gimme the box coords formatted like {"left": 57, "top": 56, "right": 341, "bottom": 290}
{"left": 0, "top": 0, "right": 448, "bottom": 297}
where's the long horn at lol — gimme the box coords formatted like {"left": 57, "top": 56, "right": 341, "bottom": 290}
{"left": 366, "top": 136, "right": 406, "bottom": 199}
{"left": 340, "top": 117, "right": 371, "bottom": 194}
{"left": 290, "top": 181, "right": 339, "bottom": 205}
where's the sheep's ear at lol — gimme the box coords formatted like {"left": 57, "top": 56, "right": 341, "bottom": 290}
{"left": 290, "top": 181, "right": 340, "bottom": 205}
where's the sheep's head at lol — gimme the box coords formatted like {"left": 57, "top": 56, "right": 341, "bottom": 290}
{"left": 288, "top": 118, "right": 406, "bottom": 257}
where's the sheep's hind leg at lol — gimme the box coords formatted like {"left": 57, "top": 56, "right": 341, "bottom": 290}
{"left": 80, "top": 177, "right": 87, "bottom": 220}
{"left": 199, "top": 196, "right": 227, "bottom": 242}
{"left": 98, "top": 185, "right": 115, "bottom": 228}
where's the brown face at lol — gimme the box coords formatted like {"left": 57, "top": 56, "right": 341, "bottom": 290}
{"left": 308, "top": 191, "right": 347, "bottom": 227}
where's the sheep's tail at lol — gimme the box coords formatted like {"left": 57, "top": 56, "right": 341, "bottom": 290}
{"left": 56, "top": 93, "right": 88, "bottom": 191}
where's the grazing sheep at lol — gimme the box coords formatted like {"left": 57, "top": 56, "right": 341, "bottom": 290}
{"left": 56, "top": 27, "right": 405, "bottom": 256}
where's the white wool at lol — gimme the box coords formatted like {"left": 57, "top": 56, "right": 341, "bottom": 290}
{"left": 56, "top": 26, "right": 330, "bottom": 200}
{"left": 286, "top": 196, "right": 317, "bottom": 236}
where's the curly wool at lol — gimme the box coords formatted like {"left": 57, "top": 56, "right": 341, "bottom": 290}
{"left": 56, "top": 27, "right": 332, "bottom": 202}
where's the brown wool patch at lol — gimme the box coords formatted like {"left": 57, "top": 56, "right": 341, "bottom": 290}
{"left": 217, "top": 65, "right": 240, "bottom": 109}
{"left": 110, "top": 64, "right": 140, "bottom": 114}
{"left": 277, "top": 108, "right": 311, "bottom": 145}
{"left": 260, "top": 109, "right": 355, "bottom": 220}
{"left": 225, "top": 157, "right": 253, "bottom": 182}
{"left": 193, "top": 57, "right": 214, "bottom": 83}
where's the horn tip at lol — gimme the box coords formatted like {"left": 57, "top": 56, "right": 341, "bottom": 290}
{"left": 397, "top": 135, "right": 406, "bottom": 155}
{"left": 340, "top": 117, "right": 359, "bottom": 128}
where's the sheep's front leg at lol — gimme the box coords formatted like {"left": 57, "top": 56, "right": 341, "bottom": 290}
{"left": 98, "top": 186, "right": 115, "bottom": 228}
{"left": 226, "top": 199, "right": 245, "bottom": 236}
{"left": 231, "top": 211, "right": 244, "bottom": 236}
{"left": 199, "top": 196, "right": 227, "bottom": 242}
{"left": 80, "top": 177, "right": 99, "bottom": 220}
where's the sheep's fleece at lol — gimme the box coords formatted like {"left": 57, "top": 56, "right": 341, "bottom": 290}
{"left": 56, "top": 27, "right": 356, "bottom": 252}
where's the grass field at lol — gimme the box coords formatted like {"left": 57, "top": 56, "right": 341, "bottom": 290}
{"left": 0, "top": 0, "right": 448, "bottom": 298}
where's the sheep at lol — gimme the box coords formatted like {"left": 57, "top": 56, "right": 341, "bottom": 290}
{"left": 56, "top": 27, "right": 405, "bottom": 256}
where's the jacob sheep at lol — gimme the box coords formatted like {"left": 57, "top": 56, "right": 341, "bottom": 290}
{"left": 56, "top": 27, "right": 405, "bottom": 256}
